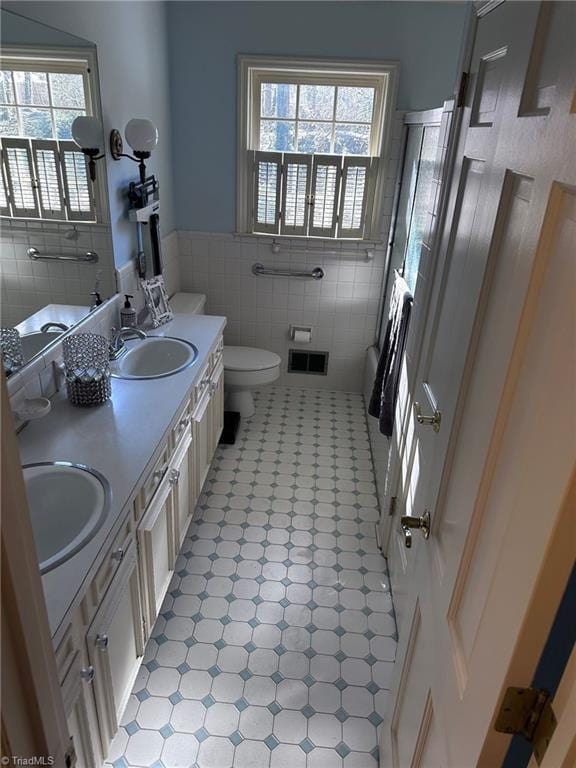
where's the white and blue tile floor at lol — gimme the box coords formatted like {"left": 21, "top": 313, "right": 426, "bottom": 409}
{"left": 107, "top": 387, "right": 397, "bottom": 768}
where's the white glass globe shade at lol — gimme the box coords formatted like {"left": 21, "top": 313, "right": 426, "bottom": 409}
{"left": 71, "top": 116, "right": 102, "bottom": 150}
{"left": 124, "top": 118, "right": 158, "bottom": 153}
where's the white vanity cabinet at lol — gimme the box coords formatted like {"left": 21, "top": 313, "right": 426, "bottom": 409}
{"left": 56, "top": 332, "right": 225, "bottom": 767}
{"left": 85, "top": 543, "right": 145, "bottom": 752}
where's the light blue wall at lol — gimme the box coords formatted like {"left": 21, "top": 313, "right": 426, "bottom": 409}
{"left": 2, "top": 2, "right": 175, "bottom": 267}
{"left": 167, "top": 1, "right": 470, "bottom": 233}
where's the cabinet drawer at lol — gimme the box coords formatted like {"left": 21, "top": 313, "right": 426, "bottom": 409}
{"left": 139, "top": 441, "right": 170, "bottom": 511}
{"left": 171, "top": 400, "right": 192, "bottom": 453}
{"left": 87, "top": 514, "right": 134, "bottom": 617}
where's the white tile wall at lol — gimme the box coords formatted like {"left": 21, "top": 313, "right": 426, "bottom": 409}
{"left": 0, "top": 219, "right": 116, "bottom": 327}
{"left": 176, "top": 113, "right": 405, "bottom": 393}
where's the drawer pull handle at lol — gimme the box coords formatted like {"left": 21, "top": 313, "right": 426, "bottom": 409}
{"left": 80, "top": 666, "right": 95, "bottom": 684}
{"left": 111, "top": 547, "right": 125, "bottom": 563}
{"left": 209, "top": 381, "right": 217, "bottom": 394}
{"left": 178, "top": 416, "right": 190, "bottom": 431}
{"left": 95, "top": 633, "right": 109, "bottom": 651}
{"left": 169, "top": 469, "right": 180, "bottom": 485}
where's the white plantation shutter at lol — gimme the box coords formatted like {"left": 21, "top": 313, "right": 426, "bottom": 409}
{"left": 0, "top": 138, "right": 97, "bottom": 222}
{"left": 280, "top": 154, "right": 312, "bottom": 236}
{"left": 338, "top": 156, "right": 374, "bottom": 238}
{"left": 309, "top": 155, "right": 341, "bottom": 238}
{"left": 2, "top": 138, "right": 39, "bottom": 218}
{"left": 251, "top": 151, "right": 375, "bottom": 238}
{"left": 31, "top": 140, "right": 65, "bottom": 220}
{"left": 254, "top": 151, "right": 281, "bottom": 234}
{"left": 59, "top": 141, "right": 95, "bottom": 221}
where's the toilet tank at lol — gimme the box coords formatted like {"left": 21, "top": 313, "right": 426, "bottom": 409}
{"left": 170, "top": 292, "right": 207, "bottom": 315}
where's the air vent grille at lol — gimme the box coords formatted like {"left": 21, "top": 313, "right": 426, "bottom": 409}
{"left": 288, "top": 350, "right": 329, "bottom": 375}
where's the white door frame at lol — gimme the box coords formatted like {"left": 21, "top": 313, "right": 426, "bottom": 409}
{"left": 1, "top": 371, "right": 71, "bottom": 764}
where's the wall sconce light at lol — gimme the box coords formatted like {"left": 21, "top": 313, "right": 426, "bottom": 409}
{"left": 71, "top": 116, "right": 105, "bottom": 182}
{"left": 109, "top": 118, "right": 158, "bottom": 184}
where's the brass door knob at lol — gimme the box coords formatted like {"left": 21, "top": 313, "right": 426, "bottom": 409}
{"left": 400, "top": 510, "right": 431, "bottom": 548}
{"left": 414, "top": 402, "right": 441, "bottom": 432}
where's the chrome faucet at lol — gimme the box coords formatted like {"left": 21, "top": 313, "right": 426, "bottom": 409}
{"left": 40, "top": 322, "right": 69, "bottom": 333}
{"left": 109, "top": 327, "right": 147, "bottom": 359}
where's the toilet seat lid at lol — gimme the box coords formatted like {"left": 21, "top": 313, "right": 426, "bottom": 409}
{"left": 224, "top": 346, "right": 281, "bottom": 372}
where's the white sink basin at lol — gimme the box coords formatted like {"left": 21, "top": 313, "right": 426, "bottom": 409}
{"left": 112, "top": 336, "right": 198, "bottom": 379}
{"left": 23, "top": 462, "right": 111, "bottom": 575}
{"left": 21, "top": 331, "right": 63, "bottom": 361}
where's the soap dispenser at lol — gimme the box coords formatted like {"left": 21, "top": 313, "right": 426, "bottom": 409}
{"left": 120, "top": 294, "right": 137, "bottom": 328}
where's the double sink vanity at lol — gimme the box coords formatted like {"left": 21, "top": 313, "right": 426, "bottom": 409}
{"left": 18, "top": 313, "right": 226, "bottom": 767}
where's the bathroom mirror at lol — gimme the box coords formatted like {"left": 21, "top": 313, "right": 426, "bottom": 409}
{"left": 0, "top": 9, "right": 116, "bottom": 371}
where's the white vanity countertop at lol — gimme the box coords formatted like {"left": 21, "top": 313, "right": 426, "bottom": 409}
{"left": 18, "top": 313, "right": 226, "bottom": 642}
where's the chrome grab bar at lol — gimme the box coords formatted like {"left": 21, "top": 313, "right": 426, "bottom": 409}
{"left": 252, "top": 262, "right": 324, "bottom": 280}
{"left": 27, "top": 246, "right": 99, "bottom": 264}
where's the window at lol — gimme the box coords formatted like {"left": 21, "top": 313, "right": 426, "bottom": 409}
{"left": 0, "top": 52, "right": 99, "bottom": 222}
{"left": 238, "top": 57, "right": 398, "bottom": 240}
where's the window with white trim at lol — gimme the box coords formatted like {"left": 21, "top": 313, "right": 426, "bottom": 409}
{"left": 238, "top": 57, "right": 398, "bottom": 240}
{"left": 0, "top": 53, "right": 99, "bottom": 222}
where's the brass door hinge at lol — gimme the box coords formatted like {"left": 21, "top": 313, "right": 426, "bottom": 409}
{"left": 388, "top": 495, "right": 397, "bottom": 517}
{"left": 494, "top": 687, "right": 557, "bottom": 765}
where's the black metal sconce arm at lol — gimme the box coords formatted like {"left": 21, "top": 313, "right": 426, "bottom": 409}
{"left": 109, "top": 129, "right": 150, "bottom": 184}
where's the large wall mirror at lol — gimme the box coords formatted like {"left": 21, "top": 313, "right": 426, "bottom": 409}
{"left": 0, "top": 9, "right": 116, "bottom": 372}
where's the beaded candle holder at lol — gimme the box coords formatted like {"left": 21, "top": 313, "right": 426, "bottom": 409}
{"left": 0, "top": 328, "right": 24, "bottom": 374}
{"left": 63, "top": 333, "right": 111, "bottom": 407}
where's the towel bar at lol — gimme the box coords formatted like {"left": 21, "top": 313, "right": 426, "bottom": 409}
{"left": 27, "top": 247, "right": 99, "bottom": 264}
{"left": 252, "top": 263, "right": 324, "bottom": 280}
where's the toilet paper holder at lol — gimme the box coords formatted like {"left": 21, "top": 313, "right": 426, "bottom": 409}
{"left": 290, "top": 325, "right": 312, "bottom": 343}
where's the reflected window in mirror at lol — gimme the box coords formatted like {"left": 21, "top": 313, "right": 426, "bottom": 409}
{"left": 0, "top": 52, "right": 101, "bottom": 222}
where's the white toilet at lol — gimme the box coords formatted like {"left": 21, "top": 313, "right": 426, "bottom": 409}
{"left": 170, "top": 293, "right": 281, "bottom": 418}
{"left": 223, "top": 345, "right": 281, "bottom": 417}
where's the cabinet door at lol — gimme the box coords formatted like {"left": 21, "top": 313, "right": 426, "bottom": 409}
{"left": 172, "top": 425, "right": 195, "bottom": 554}
{"left": 61, "top": 651, "right": 99, "bottom": 768}
{"left": 208, "top": 362, "right": 224, "bottom": 458}
{"left": 193, "top": 389, "right": 211, "bottom": 495}
{"left": 66, "top": 690, "right": 97, "bottom": 768}
{"left": 86, "top": 542, "right": 144, "bottom": 755}
{"left": 138, "top": 471, "right": 175, "bottom": 631}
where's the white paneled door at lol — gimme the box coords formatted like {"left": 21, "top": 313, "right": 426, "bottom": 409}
{"left": 381, "top": 1, "right": 575, "bottom": 765}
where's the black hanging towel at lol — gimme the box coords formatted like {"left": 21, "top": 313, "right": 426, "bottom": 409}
{"left": 369, "top": 271, "right": 413, "bottom": 437}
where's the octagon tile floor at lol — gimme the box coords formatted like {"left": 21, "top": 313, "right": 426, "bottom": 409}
{"left": 106, "top": 387, "right": 397, "bottom": 768}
